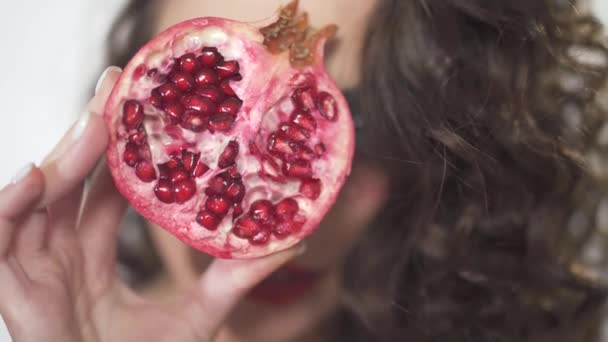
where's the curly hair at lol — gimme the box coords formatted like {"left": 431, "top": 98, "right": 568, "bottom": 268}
{"left": 106, "top": 1, "right": 608, "bottom": 341}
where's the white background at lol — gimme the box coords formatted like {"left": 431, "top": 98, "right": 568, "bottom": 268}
{"left": 0, "top": 1, "right": 607, "bottom": 341}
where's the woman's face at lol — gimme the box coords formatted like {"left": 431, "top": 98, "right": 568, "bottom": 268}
{"left": 148, "top": 1, "right": 385, "bottom": 340}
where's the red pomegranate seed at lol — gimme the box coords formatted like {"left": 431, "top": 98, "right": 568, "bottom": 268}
{"left": 192, "top": 162, "right": 209, "bottom": 177}
{"left": 292, "top": 87, "right": 316, "bottom": 110}
{"left": 289, "top": 143, "right": 315, "bottom": 161}
{"left": 164, "top": 101, "right": 184, "bottom": 124}
{"left": 218, "top": 141, "right": 239, "bottom": 168}
{"left": 250, "top": 200, "right": 275, "bottom": 223}
{"left": 206, "top": 174, "right": 229, "bottom": 196}
{"left": 196, "top": 210, "right": 219, "bottom": 230}
{"left": 181, "top": 95, "right": 216, "bottom": 115}
{"left": 267, "top": 133, "right": 295, "bottom": 156}
{"left": 316, "top": 91, "right": 338, "bottom": 121}
{"left": 156, "top": 83, "right": 182, "bottom": 101}
{"left": 290, "top": 111, "right": 317, "bottom": 131}
{"left": 199, "top": 47, "right": 223, "bottom": 67}
{"left": 181, "top": 151, "right": 200, "bottom": 172}
{"left": 135, "top": 161, "right": 157, "bottom": 182}
{"left": 275, "top": 198, "right": 298, "bottom": 219}
{"left": 207, "top": 114, "right": 236, "bottom": 133}
{"left": 217, "top": 97, "right": 243, "bottom": 115}
{"left": 194, "top": 86, "right": 225, "bottom": 103}
{"left": 178, "top": 53, "right": 201, "bottom": 73}
{"left": 215, "top": 60, "right": 240, "bottom": 78}
{"left": 128, "top": 130, "right": 147, "bottom": 145}
{"left": 170, "top": 169, "right": 189, "bottom": 183}
{"left": 233, "top": 216, "right": 261, "bottom": 238}
{"left": 279, "top": 123, "right": 309, "bottom": 142}
{"left": 233, "top": 203, "right": 244, "bottom": 219}
{"left": 194, "top": 69, "right": 219, "bottom": 87}
{"left": 133, "top": 64, "right": 147, "bottom": 80}
{"left": 172, "top": 178, "right": 197, "bottom": 203}
{"left": 122, "top": 100, "right": 144, "bottom": 128}
{"left": 282, "top": 159, "right": 312, "bottom": 178}
{"left": 154, "top": 179, "right": 174, "bottom": 203}
{"left": 273, "top": 219, "right": 303, "bottom": 238}
{"left": 170, "top": 72, "right": 195, "bottom": 91}
{"left": 314, "top": 143, "right": 326, "bottom": 156}
{"left": 123, "top": 142, "right": 140, "bottom": 167}
{"left": 225, "top": 165, "right": 241, "bottom": 179}
{"left": 225, "top": 182, "right": 245, "bottom": 202}
{"left": 149, "top": 89, "right": 163, "bottom": 108}
{"left": 219, "top": 78, "right": 236, "bottom": 96}
{"left": 206, "top": 196, "right": 231, "bottom": 216}
{"left": 299, "top": 178, "right": 322, "bottom": 199}
{"left": 250, "top": 230, "right": 270, "bottom": 245}
{"left": 181, "top": 112, "right": 207, "bottom": 132}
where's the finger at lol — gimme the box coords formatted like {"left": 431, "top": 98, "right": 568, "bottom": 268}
{"left": 182, "top": 244, "right": 306, "bottom": 336}
{"left": 12, "top": 210, "right": 48, "bottom": 258}
{"left": 38, "top": 66, "right": 122, "bottom": 208}
{"left": 78, "top": 160, "right": 127, "bottom": 285}
{"left": 0, "top": 166, "right": 45, "bottom": 258}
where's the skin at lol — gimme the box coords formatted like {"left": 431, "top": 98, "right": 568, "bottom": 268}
{"left": 0, "top": 1, "right": 386, "bottom": 341}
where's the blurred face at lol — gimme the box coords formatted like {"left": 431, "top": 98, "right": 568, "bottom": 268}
{"left": 148, "top": 1, "right": 385, "bottom": 340}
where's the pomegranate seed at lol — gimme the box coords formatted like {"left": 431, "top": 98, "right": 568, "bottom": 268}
{"left": 267, "top": 133, "right": 295, "bottom": 156}
{"left": 165, "top": 158, "right": 181, "bottom": 170}
{"left": 225, "top": 182, "right": 245, "bottom": 202}
{"left": 275, "top": 198, "right": 298, "bottom": 219}
{"left": 273, "top": 219, "right": 303, "bottom": 238}
{"left": 233, "top": 216, "right": 261, "bottom": 238}
{"left": 196, "top": 210, "right": 219, "bottom": 230}
{"left": 123, "top": 142, "right": 140, "bottom": 167}
{"left": 316, "top": 91, "right": 338, "bottom": 121}
{"left": 260, "top": 155, "right": 283, "bottom": 181}
{"left": 156, "top": 83, "right": 182, "bottom": 101}
{"left": 233, "top": 203, "right": 244, "bottom": 219}
{"left": 170, "top": 169, "right": 189, "bottom": 183}
{"left": 290, "top": 111, "right": 317, "bottom": 131}
{"left": 250, "top": 230, "right": 270, "bottom": 245}
{"left": 199, "top": 47, "right": 223, "bottom": 67}
{"left": 300, "top": 178, "right": 322, "bottom": 199}
{"left": 170, "top": 72, "right": 195, "bottom": 91}
{"left": 164, "top": 101, "right": 184, "bottom": 124}
{"left": 133, "top": 64, "right": 147, "bottom": 80}
{"left": 219, "top": 78, "right": 236, "bottom": 96}
{"left": 279, "top": 123, "right": 309, "bottom": 142}
{"left": 215, "top": 60, "right": 240, "bottom": 78}
{"left": 194, "top": 86, "right": 225, "bottom": 103}
{"left": 206, "top": 174, "right": 229, "bottom": 196}
{"left": 287, "top": 143, "right": 315, "bottom": 162}
{"left": 250, "top": 200, "right": 275, "bottom": 223}
{"left": 154, "top": 179, "right": 174, "bottom": 203}
{"left": 172, "top": 178, "right": 197, "bottom": 203}
{"left": 217, "top": 97, "right": 243, "bottom": 115}
{"left": 192, "top": 162, "right": 209, "bottom": 177}
{"left": 178, "top": 53, "right": 201, "bottom": 73}
{"left": 194, "top": 68, "right": 219, "bottom": 87}
{"left": 225, "top": 165, "right": 241, "bottom": 179}
{"left": 149, "top": 90, "right": 163, "bottom": 108}
{"left": 206, "top": 196, "right": 231, "bottom": 216}
{"left": 146, "top": 68, "right": 158, "bottom": 77}
{"left": 128, "top": 130, "right": 147, "bottom": 145}
{"left": 122, "top": 100, "right": 144, "bottom": 128}
{"left": 181, "top": 151, "right": 200, "bottom": 172}
{"left": 314, "top": 143, "right": 326, "bottom": 156}
{"left": 181, "top": 112, "right": 207, "bottom": 132}
{"left": 282, "top": 159, "right": 312, "bottom": 178}
{"left": 218, "top": 141, "right": 239, "bottom": 168}
{"left": 292, "top": 87, "right": 315, "bottom": 111}
{"left": 181, "top": 95, "right": 216, "bottom": 115}
{"left": 135, "top": 161, "right": 157, "bottom": 182}
{"left": 207, "top": 114, "right": 235, "bottom": 133}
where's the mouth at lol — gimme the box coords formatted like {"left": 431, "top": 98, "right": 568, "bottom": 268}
{"left": 246, "top": 263, "right": 323, "bottom": 305}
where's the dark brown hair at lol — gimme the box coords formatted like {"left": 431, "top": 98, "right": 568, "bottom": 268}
{"left": 107, "top": 1, "right": 608, "bottom": 341}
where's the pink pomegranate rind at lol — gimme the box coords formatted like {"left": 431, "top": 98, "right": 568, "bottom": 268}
{"left": 104, "top": 2, "right": 354, "bottom": 259}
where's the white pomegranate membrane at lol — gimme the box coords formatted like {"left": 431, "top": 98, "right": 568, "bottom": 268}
{"left": 104, "top": 1, "right": 354, "bottom": 258}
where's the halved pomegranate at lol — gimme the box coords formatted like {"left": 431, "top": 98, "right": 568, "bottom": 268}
{"left": 104, "top": 0, "right": 354, "bottom": 258}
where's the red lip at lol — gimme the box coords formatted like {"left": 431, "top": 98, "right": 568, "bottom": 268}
{"left": 247, "top": 264, "right": 322, "bottom": 305}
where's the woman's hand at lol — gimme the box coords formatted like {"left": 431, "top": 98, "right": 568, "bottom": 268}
{"left": 0, "top": 67, "right": 302, "bottom": 342}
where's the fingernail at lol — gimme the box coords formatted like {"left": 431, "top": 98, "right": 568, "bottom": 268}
{"left": 71, "top": 112, "right": 90, "bottom": 142}
{"left": 95, "top": 66, "right": 121, "bottom": 94}
{"left": 296, "top": 243, "right": 307, "bottom": 256}
{"left": 11, "top": 163, "right": 34, "bottom": 184}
